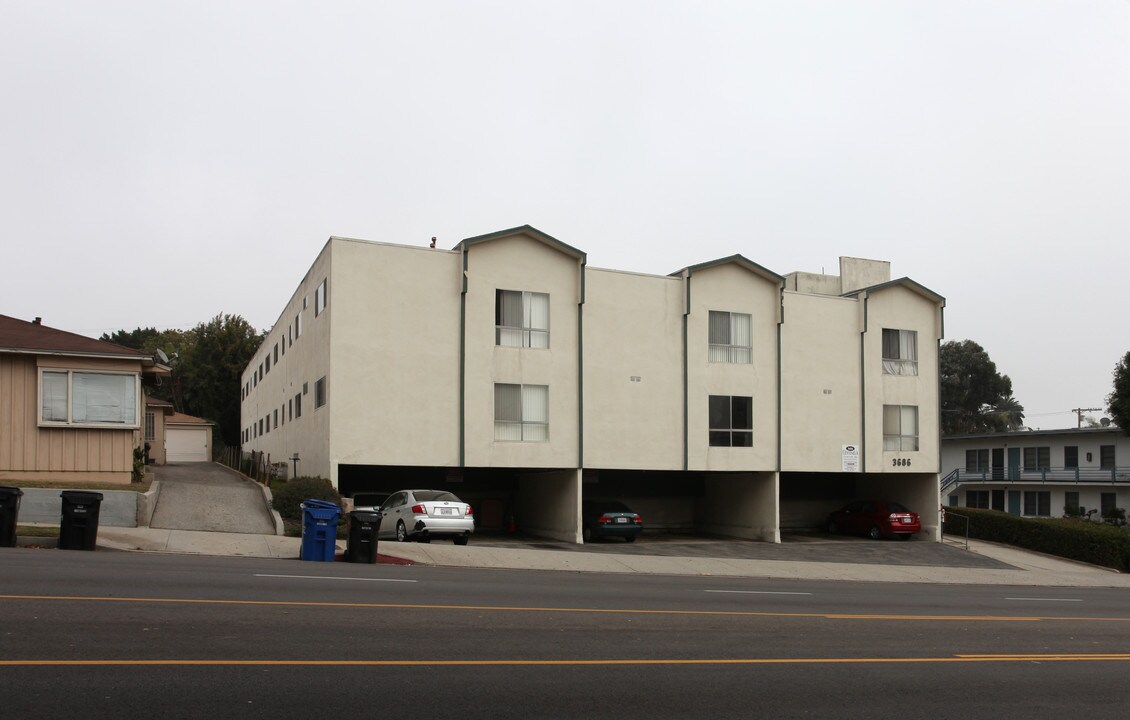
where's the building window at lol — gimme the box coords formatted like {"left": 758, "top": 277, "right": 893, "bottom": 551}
{"left": 495, "top": 290, "right": 549, "bottom": 348}
{"left": 265, "top": 354, "right": 270, "bottom": 374}
{"left": 1023, "top": 491, "right": 1050, "bottom": 517}
{"left": 303, "top": 382, "right": 308, "bottom": 395}
{"left": 708, "top": 395, "right": 753, "bottom": 447}
{"left": 258, "top": 418, "right": 264, "bottom": 436}
{"left": 881, "top": 329, "right": 918, "bottom": 376}
{"left": 1023, "top": 447, "right": 1050, "bottom": 472}
{"left": 294, "top": 393, "right": 302, "bottom": 419}
{"left": 1100, "top": 445, "right": 1115, "bottom": 469}
{"left": 145, "top": 412, "right": 155, "bottom": 441}
{"left": 314, "top": 377, "right": 327, "bottom": 408}
{"left": 883, "top": 405, "right": 918, "bottom": 451}
{"left": 965, "top": 490, "right": 989, "bottom": 509}
{"left": 39, "top": 370, "right": 139, "bottom": 427}
{"left": 708, "top": 311, "right": 752, "bottom": 364}
{"left": 288, "top": 398, "right": 293, "bottom": 422}
{"left": 1065, "top": 491, "right": 1080, "bottom": 515}
{"left": 274, "top": 409, "right": 279, "bottom": 428}
{"left": 315, "top": 278, "right": 327, "bottom": 317}
{"left": 494, "top": 383, "right": 548, "bottom": 441}
{"left": 965, "top": 449, "right": 989, "bottom": 472}
{"left": 1101, "top": 492, "right": 1117, "bottom": 516}
{"left": 1064, "top": 446, "right": 1079, "bottom": 469}
{"left": 273, "top": 344, "right": 279, "bottom": 363}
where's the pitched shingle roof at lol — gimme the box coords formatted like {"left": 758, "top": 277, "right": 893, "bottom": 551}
{"left": 0, "top": 314, "right": 148, "bottom": 358}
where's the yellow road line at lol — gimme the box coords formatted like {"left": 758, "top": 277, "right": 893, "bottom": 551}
{"left": 3, "top": 655, "right": 1130, "bottom": 667}
{"left": 1, "top": 594, "right": 1127, "bottom": 623}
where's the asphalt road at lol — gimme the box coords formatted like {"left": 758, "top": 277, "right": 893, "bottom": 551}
{"left": 3, "top": 549, "right": 1129, "bottom": 719}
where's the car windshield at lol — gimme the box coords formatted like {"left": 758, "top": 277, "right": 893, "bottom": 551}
{"left": 413, "top": 491, "right": 461, "bottom": 503}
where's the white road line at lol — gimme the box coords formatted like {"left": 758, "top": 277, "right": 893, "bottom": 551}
{"left": 254, "top": 574, "right": 417, "bottom": 583}
{"left": 705, "top": 590, "right": 813, "bottom": 596}
{"left": 1004, "top": 597, "right": 1082, "bottom": 602}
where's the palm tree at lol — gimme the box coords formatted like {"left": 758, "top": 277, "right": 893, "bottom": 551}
{"left": 993, "top": 396, "right": 1026, "bottom": 431}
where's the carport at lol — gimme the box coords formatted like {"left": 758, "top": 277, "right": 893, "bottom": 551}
{"left": 779, "top": 471, "right": 939, "bottom": 539}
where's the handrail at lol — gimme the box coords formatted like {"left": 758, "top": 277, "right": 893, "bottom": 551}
{"left": 941, "top": 466, "right": 1127, "bottom": 491}
{"left": 940, "top": 507, "right": 969, "bottom": 551}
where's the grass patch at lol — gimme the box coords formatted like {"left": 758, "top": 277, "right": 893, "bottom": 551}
{"left": 16, "top": 525, "right": 60, "bottom": 537}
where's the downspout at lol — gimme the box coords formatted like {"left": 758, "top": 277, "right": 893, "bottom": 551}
{"left": 577, "top": 257, "right": 586, "bottom": 469}
{"left": 776, "top": 283, "right": 784, "bottom": 474}
{"left": 682, "top": 270, "right": 691, "bottom": 472}
{"left": 936, "top": 301, "right": 946, "bottom": 478}
{"left": 459, "top": 246, "right": 468, "bottom": 468}
{"left": 860, "top": 292, "right": 868, "bottom": 474}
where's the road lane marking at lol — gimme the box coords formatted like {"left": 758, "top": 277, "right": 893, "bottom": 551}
{"left": 705, "top": 590, "right": 814, "bottom": 596}
{"left": 254, "top": 574, "right": 417, "bottom": 583}
{"left": 4, "top": 654, "right": 1130, "bottom": 667}
{"left": 1, "top": 595, "right": 1127, "bottom": 623}
{"left": 1005, "top": 597, "right": 1082, "bottom": 602}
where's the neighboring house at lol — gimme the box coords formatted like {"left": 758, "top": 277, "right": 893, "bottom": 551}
{"left": 0, "top": 314, "right": 167, "bottom": 485}
{"left": 240, "top": 226, "right": 945, "bottom": 543}
{"left": 165, "top": 411, "right": 214, "bottom": 462}
{"left": 941, "top": 428, "right": 1129, "bottom": 519}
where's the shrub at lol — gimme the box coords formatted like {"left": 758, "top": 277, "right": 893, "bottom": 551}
{"left": 943, "top": 506, "right": 1130, "bottom": 572}
{"left": 271, "top": 476, "right": 342, "bottom": 521}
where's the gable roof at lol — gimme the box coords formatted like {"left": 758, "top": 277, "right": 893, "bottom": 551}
{"left": 166, "top": 411, "right": 213, "bottom": 426}
{"left": 455, "top": 225, "right": 586, "bottom": 262}
{"left": 0, "top": 314, "right": 150, "bottom": 359}
{"left": 672, "top": 254, "right": 784, "bottom": 285}
{"left": 843, "top": 277, "right": 945, "bottom": 305}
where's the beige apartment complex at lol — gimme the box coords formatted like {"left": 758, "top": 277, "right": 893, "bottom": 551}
{"left": 240, "top": 226, "right": 944, "bottom": 543}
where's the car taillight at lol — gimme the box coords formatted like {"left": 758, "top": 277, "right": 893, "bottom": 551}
{"left": 465, "top": 506, "right": 473, "bottom": 516}
{"left": 633, "top": 514, "right": 642, "bottom": 524}
{"left": 411, "top": 504, "right": 426, "bottom": 514}
{"left": 598, "top": 515, "right": 612, "bottom": 524}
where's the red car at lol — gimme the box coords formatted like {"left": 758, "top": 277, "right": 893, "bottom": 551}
{"left": 826, "top": 500, "right": 921, "bottom": 540}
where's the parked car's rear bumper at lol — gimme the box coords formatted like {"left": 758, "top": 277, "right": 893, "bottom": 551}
{"left": 413, "top": 516, "right": 475, "bottom": 537}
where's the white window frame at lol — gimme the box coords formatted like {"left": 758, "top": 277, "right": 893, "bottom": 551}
{"left": 882, "top": 329, "right": 918, "bottom": 376}
{"left": 494, "top": 383, "right": 549, "bottom": 441}
{"left": 882, "top": 405, "right": 919, "bottom": 451}
{"left": 495, "top": 290, "right": 549, "bottom": 348}
{"left": 708, "top": 311, "right": 752, "bottom": 364}
{"left": 145, "top": 412, "right": 156, "bottom": 441}
{"left": 39, "top": 369, "right": 141, "bottom": 428}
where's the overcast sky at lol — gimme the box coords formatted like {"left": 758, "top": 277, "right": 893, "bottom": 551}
{"left": 2, "top": 1, "right": 1127, "bottom": 429}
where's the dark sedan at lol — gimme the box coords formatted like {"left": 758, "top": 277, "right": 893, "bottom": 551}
{"left": 826, "top": 500, "right": 921, "bottom": 540}
{"left": 582, "top": 500, "right": 643, "bottom": 543}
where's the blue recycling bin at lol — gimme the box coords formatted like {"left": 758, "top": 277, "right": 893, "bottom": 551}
{"left": 300, "top": 499, "right": 341, "bottom": 562}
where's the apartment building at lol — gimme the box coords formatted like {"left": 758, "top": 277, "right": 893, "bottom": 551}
{"left": 240, "top": 226, "right": 944, "bottom": 543}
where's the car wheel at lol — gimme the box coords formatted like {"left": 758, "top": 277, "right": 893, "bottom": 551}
{"left": 868, "top": 526, "right": 882, "bottom": 540}
{"left": 454, "top": 535, "right": 469, "bottom": 546}
{"left": 827, "top": 520, "right": 838, "bottom": 534}
{"left": 582, "top": 525, "right": 593, "bottom": 543}
{"left": 624, "top": 535, "right": 636, "bottom": 543}
{"left": 396, "top": 521, "right": 408, "bottom": 542}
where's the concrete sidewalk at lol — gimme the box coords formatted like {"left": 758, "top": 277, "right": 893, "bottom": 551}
{"left": 71, "top": 525, "right": 1130, "bottom": 588}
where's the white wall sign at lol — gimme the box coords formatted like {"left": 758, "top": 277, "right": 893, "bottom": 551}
{"left": 842, "top": 444, "right": 860, "bottom": 473}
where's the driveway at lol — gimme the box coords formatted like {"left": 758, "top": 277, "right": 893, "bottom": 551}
{"left": 149, "top": 463, "right": 277, "bottom": 534}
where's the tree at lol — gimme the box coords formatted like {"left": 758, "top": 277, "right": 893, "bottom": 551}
{"left": 100, "top": 326, "right": 189, "bottom": 405}
{"left": 1108, "top": 351, "right": 1130, "bottom": 433}
{"left": 940, "top": 339, "right": 1018, "bottom": 435}
{"left": 175, "top": 314, "right": 263, "bottom": 447}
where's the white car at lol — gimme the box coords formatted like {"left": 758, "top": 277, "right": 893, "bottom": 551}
{"left": 378, "top": 489, "right": 474, "bottom": 545}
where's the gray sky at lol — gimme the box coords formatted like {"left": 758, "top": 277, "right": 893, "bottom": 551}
{"left": 3, "top": 1, "right": 1127, "bottom": 429}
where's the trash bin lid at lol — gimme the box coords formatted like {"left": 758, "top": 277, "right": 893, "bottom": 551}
{"left": 61, "top": 490, "right": 104, "bottom": 503}
{"left": 350, "top": 510, "right": 382, "bottom": 521}
{"left": 301, "top": 499, "right": 340, "bottom": 510}
{"left": 0, "top": 486, "right": 23, "bottom": 498}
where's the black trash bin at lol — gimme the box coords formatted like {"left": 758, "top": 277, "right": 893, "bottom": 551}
{"left": 346, "top": 510, "right": 382, "bottom": 564}
{"left": 0, "top": 486, "right": 23, "bottom": 548}
{"left": 59, "top": 491, "right": 103, "bottom": 551}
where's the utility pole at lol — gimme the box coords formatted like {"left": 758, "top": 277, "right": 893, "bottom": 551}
{"left": 1072, "top": 407, "right": 1101, "bottom": 428}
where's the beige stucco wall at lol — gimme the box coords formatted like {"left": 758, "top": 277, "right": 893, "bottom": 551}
{"left": 687, "top": 263, "right": 780, "bottom": 472}
{"left": 862, "top": 285, "right": 942, "bottom": 474}
{"left": 582, "top": 268, "right": 684, "bottom": 470}
{"left": 519, "top": 468, "right": 581, "bottom": 542}
{"left": 329, "top": 239, "right": 462, "bottom": 470}
{"left": 0, "top": 353, "right": 139, "bottom": 484}
{"left": 462, "top": 234, "right": 582, "bottom": 469}
{"left": 780, "top": 291, "right": 862, "bottom": 471}
{"left": 701, "top": 471, "right": 779, "bottom": 541}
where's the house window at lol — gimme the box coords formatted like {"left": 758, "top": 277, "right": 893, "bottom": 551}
{"left": 1100, "top": 445, "right": 1115, "bottom": 469}
{"left": 294, "top": 393, "right": 302, "bottom": 419}
{"left": 883, "top": 405, "right": 918, "bottom": 451}
{"left": 494, "top": 383, "right": 548, "bottom": 441}
{"left": 1101, "top": 492, "right": 1117, "bottom": 516}
{"left": 965, "top": 449, "right": 989, "bottom": 472}
{"left": 1023, "top": 491, "right": 1050, "bottom": 517}
{"left": 145, "top": 412, "right": 155, "bottom": 441}
{"left": 39, "top": 370, "right": 139, "bottom": 427}
{"left": 495, "top": 290, "right": 549, "bottom": 348}
{"left": 881, "top": 329, "right": 918, "bottom": 376}
{"left": 314, "top": 377, "right": 327, "bottom": 409}
{"left": 965, "top": 490, "right": 989, "bottom": 509}
{"left": 708, "top": 311, "right": 752, "bottom": 364}
{"left": 708, "top": 395, "right": 753, "bottom": 447}
{"left": 315, "top": 278, "right": 327, "bottom": 317}
{"left": 1064, "top": 446, "right": 1079, "bottom": 469}
{"left": 1022, "top": 447, "right": 1050, "bottom": 472}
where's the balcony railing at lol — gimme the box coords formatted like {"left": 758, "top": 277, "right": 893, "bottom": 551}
{"left": 942, "top": 466, "right": 1129, "bottom": 493}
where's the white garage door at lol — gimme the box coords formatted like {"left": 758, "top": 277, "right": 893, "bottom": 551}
{"left": 167, "top": 428, "right": 209, "bottom": 462}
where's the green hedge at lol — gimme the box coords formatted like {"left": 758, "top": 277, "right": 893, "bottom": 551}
{"left": 270, "top": 476, "right": 342, "bottom": 520}
{"left": 943, "top": 507, "right": 1130, "bottom": 572}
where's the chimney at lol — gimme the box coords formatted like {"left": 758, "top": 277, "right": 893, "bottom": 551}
{"left": 33, "top": 317, "right": 41, "bottom": 325}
